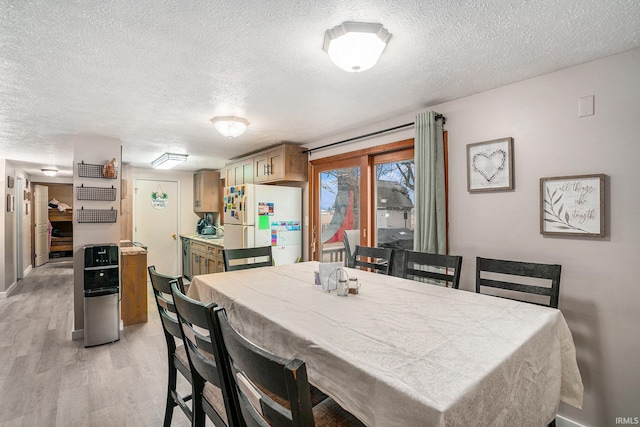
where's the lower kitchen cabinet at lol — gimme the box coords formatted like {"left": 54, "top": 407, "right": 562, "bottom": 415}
{"left": 191, "top": 241, "right": 224, "bottom": 276}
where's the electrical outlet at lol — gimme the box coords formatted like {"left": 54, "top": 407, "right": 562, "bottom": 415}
{"left": 578, "top": 95, "right": 594, "bottom": 117}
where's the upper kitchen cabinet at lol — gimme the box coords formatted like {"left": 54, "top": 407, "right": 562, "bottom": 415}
{"left": 193, "top": 170, "right": 220, "bottom": 213}
{"left": 253, "top": 143, "right": 307, "bottom": 183}
{"left": 225, "top": 158, "right": 254, "bottom": 187}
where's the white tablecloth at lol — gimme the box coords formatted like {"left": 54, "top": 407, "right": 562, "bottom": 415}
{"left": 188, "top": 262, "right": 583, "bottom": 427}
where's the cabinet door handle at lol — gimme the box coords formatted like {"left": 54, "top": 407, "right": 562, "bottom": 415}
{"left": 263, "top": 164, "right": 268, "bottom": 175}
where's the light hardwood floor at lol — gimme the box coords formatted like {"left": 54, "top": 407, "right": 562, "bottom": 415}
{"left": 0, "top": 259, "right": 196, "bottom": 426}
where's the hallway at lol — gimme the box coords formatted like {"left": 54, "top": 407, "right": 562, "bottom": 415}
{"left": 0, "top": 259, "right": 191, "bottom": 426}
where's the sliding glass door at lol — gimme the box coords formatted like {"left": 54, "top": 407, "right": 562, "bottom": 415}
{"left": 313, "top": 161, "right": 361, "bottom": 263}
{"left": 373, "top": 151, "right": 415, "bottom": 250}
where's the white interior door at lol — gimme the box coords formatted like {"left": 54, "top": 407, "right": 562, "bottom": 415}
{"left": 134, "top": 179, "right": 179, "bottom": 276}
{"left": 34, "top": 184, "right": 49, "bottom": 267}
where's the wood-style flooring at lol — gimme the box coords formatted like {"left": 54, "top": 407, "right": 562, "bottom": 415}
{"left": 0, "top": 259, "right": 199, "bottom": 426}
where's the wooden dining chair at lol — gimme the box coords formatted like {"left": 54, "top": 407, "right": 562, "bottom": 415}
{"left": 147, "top": 266, "right": 193, "bottom": 426}
{"left": 342, "top": 229, "right": 359, "bottom": 268}
{"left": 476, "top": 257, "right": 561, "bottom": 427}
{"left": 211, "top": 306, "right": 365, "bottom": 427}
{"left": 475, "top": 257, "right": 562, "bottom": 308}
{"left": 353, "top": 245, "right": 394, "bottom": 275}
{"left": 222, "top": 246, "right": 273, "bottom": 272}
{"left": 170, "top": 280, "right": 237, "bottom": 427}
{"left": 403, "top": 251, "right": 463, "bottom": 289}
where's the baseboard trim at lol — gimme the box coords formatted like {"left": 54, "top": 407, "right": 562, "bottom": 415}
{"left": 0, "top": 281, "right": 18, "bottom": 298}
{"left": 557, "top": 414, "right": 587, "bottom": 427}
{"left": 71, "top": 329, "right": 84, "bottom": 340}
{"left": 23, "top": 264, "right": 32, "bottom": 277}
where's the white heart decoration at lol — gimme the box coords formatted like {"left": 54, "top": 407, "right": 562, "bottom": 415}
{"left": 472, "top": 150, "right": 507, "bottom": 183}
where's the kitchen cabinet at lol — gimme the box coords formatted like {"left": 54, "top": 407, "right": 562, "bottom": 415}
{"left": 253, "top": 143, "right": 307, "bottom": 183}
{"left": 193, "top": 170, "right": 221, "bottom": 213}
{"left": 225, "top": 158, "right": 254, "bottom": 186}
{"left": 190, "top": 240, "right": 224, "bottom": 276}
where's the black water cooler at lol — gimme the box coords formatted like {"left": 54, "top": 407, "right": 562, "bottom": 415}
{"left": 83, "top": 244, "right": 120, "bottom": 347}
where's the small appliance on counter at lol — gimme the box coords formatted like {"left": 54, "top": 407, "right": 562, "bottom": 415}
{"left": 196, "top": 212, "right": 216, "bottom": 235}
{"left": 196, "top": 217, "right": 215, "bottom": 235}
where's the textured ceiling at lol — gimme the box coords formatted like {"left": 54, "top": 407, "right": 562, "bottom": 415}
{"left": 1, "top": 0, "right": 639, "bottom": 177}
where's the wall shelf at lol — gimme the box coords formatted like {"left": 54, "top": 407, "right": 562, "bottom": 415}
{"left": 77, "top": 161, "right": 118, "bottom": 179}
{"left": 76, "top": 207, "right": 118, "bottom": 223}
{"left": 76, "top": 184, "right": 117, "bottom": 201}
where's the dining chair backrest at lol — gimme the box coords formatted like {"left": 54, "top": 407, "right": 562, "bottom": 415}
{"left": 353, "top": 245, "right": 394, "bottom": 275}
{"left": 212, "top": 306, "right": 316, "bottom": 427}
{"left": 170, "top": 281, "right": 237, "bottom": 427}
{"left": 403, "top": 251, "right": 463, "bottom": 289}
{"left": 342, "top": 230, "right": 359, "bottom": 268}
{"left": 475, "top": 257, "right": 561, "bottom": 308}
{"left": 222, "top": 246, "right": 274, "bottom": 272}
{"left": 148, "top": 266, "right": 185, "bottom": 340}
{"left": 147, "top": 266, "right": 193, "bottom": 425}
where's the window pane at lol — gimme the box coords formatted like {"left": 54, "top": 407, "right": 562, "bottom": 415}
{"left": 375, "top": 160, "right": 414, "bottom": 250}
{"left": 319, "top": 167, "right": 360, "bottom": 263}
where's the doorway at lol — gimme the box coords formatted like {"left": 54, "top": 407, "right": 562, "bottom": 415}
{"left": 33, "top": 184, "right": 49, "bottom": 267}
{"left": 134, "top": 179, "right": 180, "bottom": 276}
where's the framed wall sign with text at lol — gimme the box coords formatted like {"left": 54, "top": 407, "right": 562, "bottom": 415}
{"left": 467, "top": 137, "right": 514, "bottom": 192}
{"left": 540, "top": 174, "right": 605, "bottom": 237}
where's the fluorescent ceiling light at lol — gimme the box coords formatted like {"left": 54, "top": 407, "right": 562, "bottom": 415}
{"left": 151, "top": 153, "right": 188, "bottom": 169}
{"left": 323, "top": 22, "right": 392, "bottom": 72}
{"left": 210, "top": 116, "right": 250, "bottom": 138}
{"left": 41, "top": 168, "right": 58, "bottom": 177}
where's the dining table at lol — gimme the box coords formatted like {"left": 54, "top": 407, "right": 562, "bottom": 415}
{"left": 187, "top": 261, "right": 583, "bottom": 427}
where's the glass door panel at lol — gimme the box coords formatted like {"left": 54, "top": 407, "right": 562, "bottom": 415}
{"left": 319, "top": 166, "right": 360, "bottom": 263}
{"left": 375, "top": 159, "right": 415, "bottom": 250}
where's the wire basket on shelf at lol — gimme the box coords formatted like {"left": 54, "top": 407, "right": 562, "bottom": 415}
{"left": 76, "top": 185, "right": 117, "bottom": 201}
{"left": 76, "top": 207, "right": 118, "bottom": 223}
{"left": 77, "top": 161, "right": 118, "bottom": 179}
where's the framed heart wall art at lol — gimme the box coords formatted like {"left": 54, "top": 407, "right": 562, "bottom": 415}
{"left": 466, "top": 137, "right": 514, "bottom": 192}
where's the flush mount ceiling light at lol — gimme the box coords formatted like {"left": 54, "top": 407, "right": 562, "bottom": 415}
{"left": 323, "top": 21, "right": 392, "bottom": 72}
{"left": 41, "top": 168, "right": 58, "bottom": 177}
{"left": 210, "top": 116, "right": 250, "bottom": 138}
{"left": 151, "top": 153, "right": 188, "bottom": 169}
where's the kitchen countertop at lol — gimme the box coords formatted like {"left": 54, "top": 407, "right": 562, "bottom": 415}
{"left": 120, "top": 240, "right": 148, "bottom": 255}
{"left": 181, "top": 234, "right": 225, "bottom": 246}
{"left": 120, "top": 246, "right": 148, "bottom": 255}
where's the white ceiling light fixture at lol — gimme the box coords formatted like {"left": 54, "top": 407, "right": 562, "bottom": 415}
{"left": 41, "top": 168, "right": 58, "bottom": 177}
{"left": 151, "top": 153, "right": 188, "bottom": 169}
{"left": 323, "top": 22, "right": 392, "bottom": 72}
{"left": 210, "top": 116, "right": 250, "bottom": 138}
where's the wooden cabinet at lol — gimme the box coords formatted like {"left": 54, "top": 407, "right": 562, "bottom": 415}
{"left": 49, "top": 210, "right": 73, "bottom": 252}
{"left": 120, "top": 250, "right": 148, "bottom": 326}
{"left": 223, "top": 144, "right": 307, "bottom": 186}
{"left": 194, "top": 171, "right": 221, "bottom": 213}
{"left": 190, "top": 240, "right": 224, "bottom": 276}
{"left": 253, "top": 143, "right": 307, "bottom": 183}
{"left": 225, "top": 158, "right": 254, "bottom": 186}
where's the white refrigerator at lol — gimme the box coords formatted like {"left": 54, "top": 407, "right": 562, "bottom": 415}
{"left": 223, "top": 184, "right": 302, "bottom": 265}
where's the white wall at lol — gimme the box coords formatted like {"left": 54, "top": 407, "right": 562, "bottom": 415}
{"left": 72, "top": 136, "right": 122, "bottom": 334}
{"left": 304, "top": 48, "right": 640, "bottom": 426}
{"left": 1, "top": 161, "right": 17, "bottom": 295}
{"left": 0, "top": 160, "right": 7, "bottom": 293}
